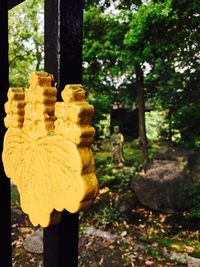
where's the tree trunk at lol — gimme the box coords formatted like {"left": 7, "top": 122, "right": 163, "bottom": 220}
{"left": 135, "top": 64, "right": 148, "bottom": 166}
{"left": 35, "top": 47, "right": 41, "bottom": 71}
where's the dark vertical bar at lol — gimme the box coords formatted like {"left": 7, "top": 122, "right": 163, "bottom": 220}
{"left": 44, "top": 0, "right": 83, "bottom": 266}
{"left": 8, "top": 0, "right": 25, "bottom": 10}
{"left": 44, "top": 212, "right": 79, "bottom": 267}
{"left": 0, "top": 1, "right": 12, "bottom": 266}
{"left": 44, "top": 0, "right": 83, "bottom": 94}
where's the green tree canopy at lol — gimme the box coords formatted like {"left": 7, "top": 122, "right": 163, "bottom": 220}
{"left": 9, "top": 0, "right": 44, "bottom": 87}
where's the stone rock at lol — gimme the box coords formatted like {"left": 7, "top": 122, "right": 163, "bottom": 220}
{"left": 114, "top": 190, "right": 139, "bottom": 220}
{"left": 131, "top": 147, "right": 200, "bottom": 213}
{"left": 24, "top": 228, "right": 43, "bottom": 254}
{"left": 83, "top": 226, "right": 117, "bottom": 241}
{"left": 163, "top": 249, "right": 200, "bottom": 266}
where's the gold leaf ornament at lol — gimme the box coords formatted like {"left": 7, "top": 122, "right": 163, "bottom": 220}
{"left": 2, "top": 72, "right": 98, "bottom": 227}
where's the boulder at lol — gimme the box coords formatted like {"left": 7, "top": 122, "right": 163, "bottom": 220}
{"left": 131, "top": 147, "right": 199, "bottom": 213}
{"left": 24, "top": 228, "right": 43, "bottom": 254}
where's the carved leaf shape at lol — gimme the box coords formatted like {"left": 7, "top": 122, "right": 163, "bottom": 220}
{"left": 2, "top": 72, "right": 98, "bottom": 227}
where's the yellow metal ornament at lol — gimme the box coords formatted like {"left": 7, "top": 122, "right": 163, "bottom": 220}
{"left": 2, "top": 72, "right": 98, "bottom": 227}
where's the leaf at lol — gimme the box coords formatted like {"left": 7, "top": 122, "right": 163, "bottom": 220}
{"left": 3, "top": 73, "right": 98, "bottom": 227}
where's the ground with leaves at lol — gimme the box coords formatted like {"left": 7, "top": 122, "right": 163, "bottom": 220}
{"left": 11, "top": 141, "right": 200, "bottom": 266}
{"left": 12, "top": 199, "right": 200, "bottom": 266}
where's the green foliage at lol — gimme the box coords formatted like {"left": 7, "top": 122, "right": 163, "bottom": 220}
{"left": 83, "top": 5, "right": 136, "bottom": 136}
{"left": 172, "top": 104, "right": 200, "bottom": 147}
{"left": 123, "top": 139, "right": 159, "bottom": 168}
{"left": 89, "top": 94, "right": 112, "bottom": 137}
{"left": 125, "top": 0, "right": 177, "bottom": 63}
{"left": 184, "top": 184, "right": 200, "bottom": 218}
{"left": 83, "top": 5, "right": 127, "bottom": 89}
{"left": 95, "top": 157, "right": 135, "bottom": 189}
{"left": 94, "top": 203, "right": 118, "bottom": 229}
{"left": 94, "top": 150, "right": 114, "bottom": 187}
{"left": 125, "top": 0, "right": 199, "bottom": 147}
{"left": 94, "top": 140, "right": 137, "bottom": 189}
{"left": 9, "top": 0, "right": 200, "bottom": 148}
{"left": 146, "top": 55, "right": 200, "bottom": 145}
{"left": 144, "top": 245, "right": 159, "bottom": 259}
{"left": 84, "top": 0, "right": 200, "bottom": 149}
{"left": 9, "top": 0, "right": 44, "bottom": 87}
{"left": 11, "top": 185, "right": 20, "bottom": 208}
{"left": 98, "top": 166, "right": 116, "bottom": 187}
{"left": 123, "top": 141, "right": 141, "bottom": 169}
{"left": 145, "top": 110, "right": 168, "bottom": 141}
{"left": 142, "top": 233, "right": 200, "bottom": 256}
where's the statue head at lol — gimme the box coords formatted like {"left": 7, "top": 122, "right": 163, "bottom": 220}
{"left": 113, "top": 125, "right": 119, "bottom": 134}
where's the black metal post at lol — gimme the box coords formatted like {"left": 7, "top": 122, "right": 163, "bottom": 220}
{"left": 44, "top": 0, "right": 83, "bottom": 266}
{"left": 8, "top": 0, "right": 25, "bottom": 10}
{"left": 44, "top": 212, "right": 79, "bottom": 267}
{"left": 0, "top": 1, "right": 12, "bottom": 266}
{"left": 44, "top": 0, "right": 83, "bottom": 95}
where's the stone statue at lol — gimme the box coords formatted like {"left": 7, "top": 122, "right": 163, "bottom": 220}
{"left": 111, "top": 125, "right": 125, "bottom": 167}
